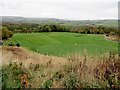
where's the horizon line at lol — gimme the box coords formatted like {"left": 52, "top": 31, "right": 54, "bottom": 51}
{"left": 1, "top": 15, "right": 118, "bottom": 21}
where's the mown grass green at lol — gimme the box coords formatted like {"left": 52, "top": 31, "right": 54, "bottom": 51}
{"left": 4, "top": 32, "right": 118, "bottom": 56}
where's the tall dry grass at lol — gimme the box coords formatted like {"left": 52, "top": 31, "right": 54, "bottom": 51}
{"left": 2, "top": 46, "right": 68, "bottom": 69}
{"left": 2, "top": 46, "right": 120, "bottom": 88}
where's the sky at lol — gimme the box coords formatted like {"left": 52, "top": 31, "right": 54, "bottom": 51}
{"left": 0, "top": 0, "right": 119, "bottom": 20}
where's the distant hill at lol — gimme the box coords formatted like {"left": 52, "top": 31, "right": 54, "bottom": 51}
{"left": 2, "top": 16, "right": 69, "bottom": 24}
{"left": 2, "top": 16, "right": 118, "bottom": 27}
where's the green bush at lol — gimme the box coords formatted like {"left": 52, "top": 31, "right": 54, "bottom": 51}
{"left": 42, "top": 80, "right": 52, "bottom": 88}
{"left": 63, "top": 74, "right": 79, "bottom": 89}
{"left": 16, "top": 43, "right": 20, "bottom": 47}
{"left": 8, "top": 43, "right": 14, "bottom": 46}
{"left": 2, "top": 27, "right": 13, "bottom": 40}
{"left": 2, "top": 62, "right": 32, "bottom": 88}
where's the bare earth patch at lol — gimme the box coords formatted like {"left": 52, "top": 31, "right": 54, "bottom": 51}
{"left": 104, "top": 35, "right": 119, "bottom": 42}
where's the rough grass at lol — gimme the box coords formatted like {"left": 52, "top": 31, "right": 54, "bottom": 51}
{"left": 2, "top": 46, "right": 120, "bottom": 88}
{"left": 4, "top": 32, "right": 118, "bottom": 57}
{"left": 2, "top": 46, "right": 68, "bottom": 69}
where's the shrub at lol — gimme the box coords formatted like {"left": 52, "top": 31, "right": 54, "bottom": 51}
{"left": 42, "top": 80, "right": 52, "bottom": 88}
{"left": 16, "top": 43, "right": 20, "bottom": 47}
{"left": 2, "top": 62, "right": 32, "bottom": 88}
{"left": 63, "top": 74, "right": 79, "bottom": 89}
{"left": 53, "top": 71, "right": 64, "bottom": 80}
{"left": 8, "top": 43, "right": 14, "bottom": 46}
{"left": 94, "top": 52, "right": 120, "bottom": 88}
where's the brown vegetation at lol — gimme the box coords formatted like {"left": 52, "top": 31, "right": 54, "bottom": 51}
{"left": 2, "top": 46, "right": 68, "bottom": 69}
{"left": 104, "top": 34, "right": 119, "bottom": 42}
{"left": 2, "top": 46, "right": 120, "bottom": 88}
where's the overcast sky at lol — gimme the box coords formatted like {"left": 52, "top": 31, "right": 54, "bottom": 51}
{"left": 0, "top": 0, "right": 119, "bottom": 20}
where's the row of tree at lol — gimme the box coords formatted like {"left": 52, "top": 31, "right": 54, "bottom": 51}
{"left": 71, "top": 25, "right": 118, "bottom": 35}
{"left": 3, "top": 24, "right": 70, "bottom": 33}
{"left": 2, "top": 23, "right": 118, "bottom": 37}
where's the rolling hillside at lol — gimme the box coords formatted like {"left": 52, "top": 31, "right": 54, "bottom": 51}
{"left": 2, "top": 16, "right": 117, "bottom": 27}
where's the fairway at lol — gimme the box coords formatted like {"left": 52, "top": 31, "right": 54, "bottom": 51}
{"left": 5, "top": 32, "right": 118, "bottom": 56}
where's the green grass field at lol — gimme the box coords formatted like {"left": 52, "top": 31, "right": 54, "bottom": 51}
{"left": 5, "top": 32, "right": 118, "bottom": 57}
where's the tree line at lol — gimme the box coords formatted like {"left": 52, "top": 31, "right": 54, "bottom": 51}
{"left": 3, "top": 24, "right": 70, "bottom": 33}
{"left": 71, "top": 25, "right": 118, "bottom": 35}
{"left": 2, "top": 23, "right": 118, "bottom": 40}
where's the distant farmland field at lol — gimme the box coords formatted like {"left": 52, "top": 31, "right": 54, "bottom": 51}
{"left": 4, "top": 32, "right": 118, "bottom": 57}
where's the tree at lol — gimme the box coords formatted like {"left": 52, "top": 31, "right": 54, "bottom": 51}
{"left": 45, "top": 25, "right": 52, "bottom": 32}
{"left": 2, "top": 27, "right": 13, "bottom": 40}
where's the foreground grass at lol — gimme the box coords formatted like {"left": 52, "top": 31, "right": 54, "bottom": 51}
{"left": 2, "top": 46, "right": 120, "bottom": 88}
{"left": 4, "top": 32, "right": 118, "bottom": 56}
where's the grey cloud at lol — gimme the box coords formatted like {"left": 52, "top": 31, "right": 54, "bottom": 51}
{"left": 0, "top": 0, "right": 118, "bottom": 20}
